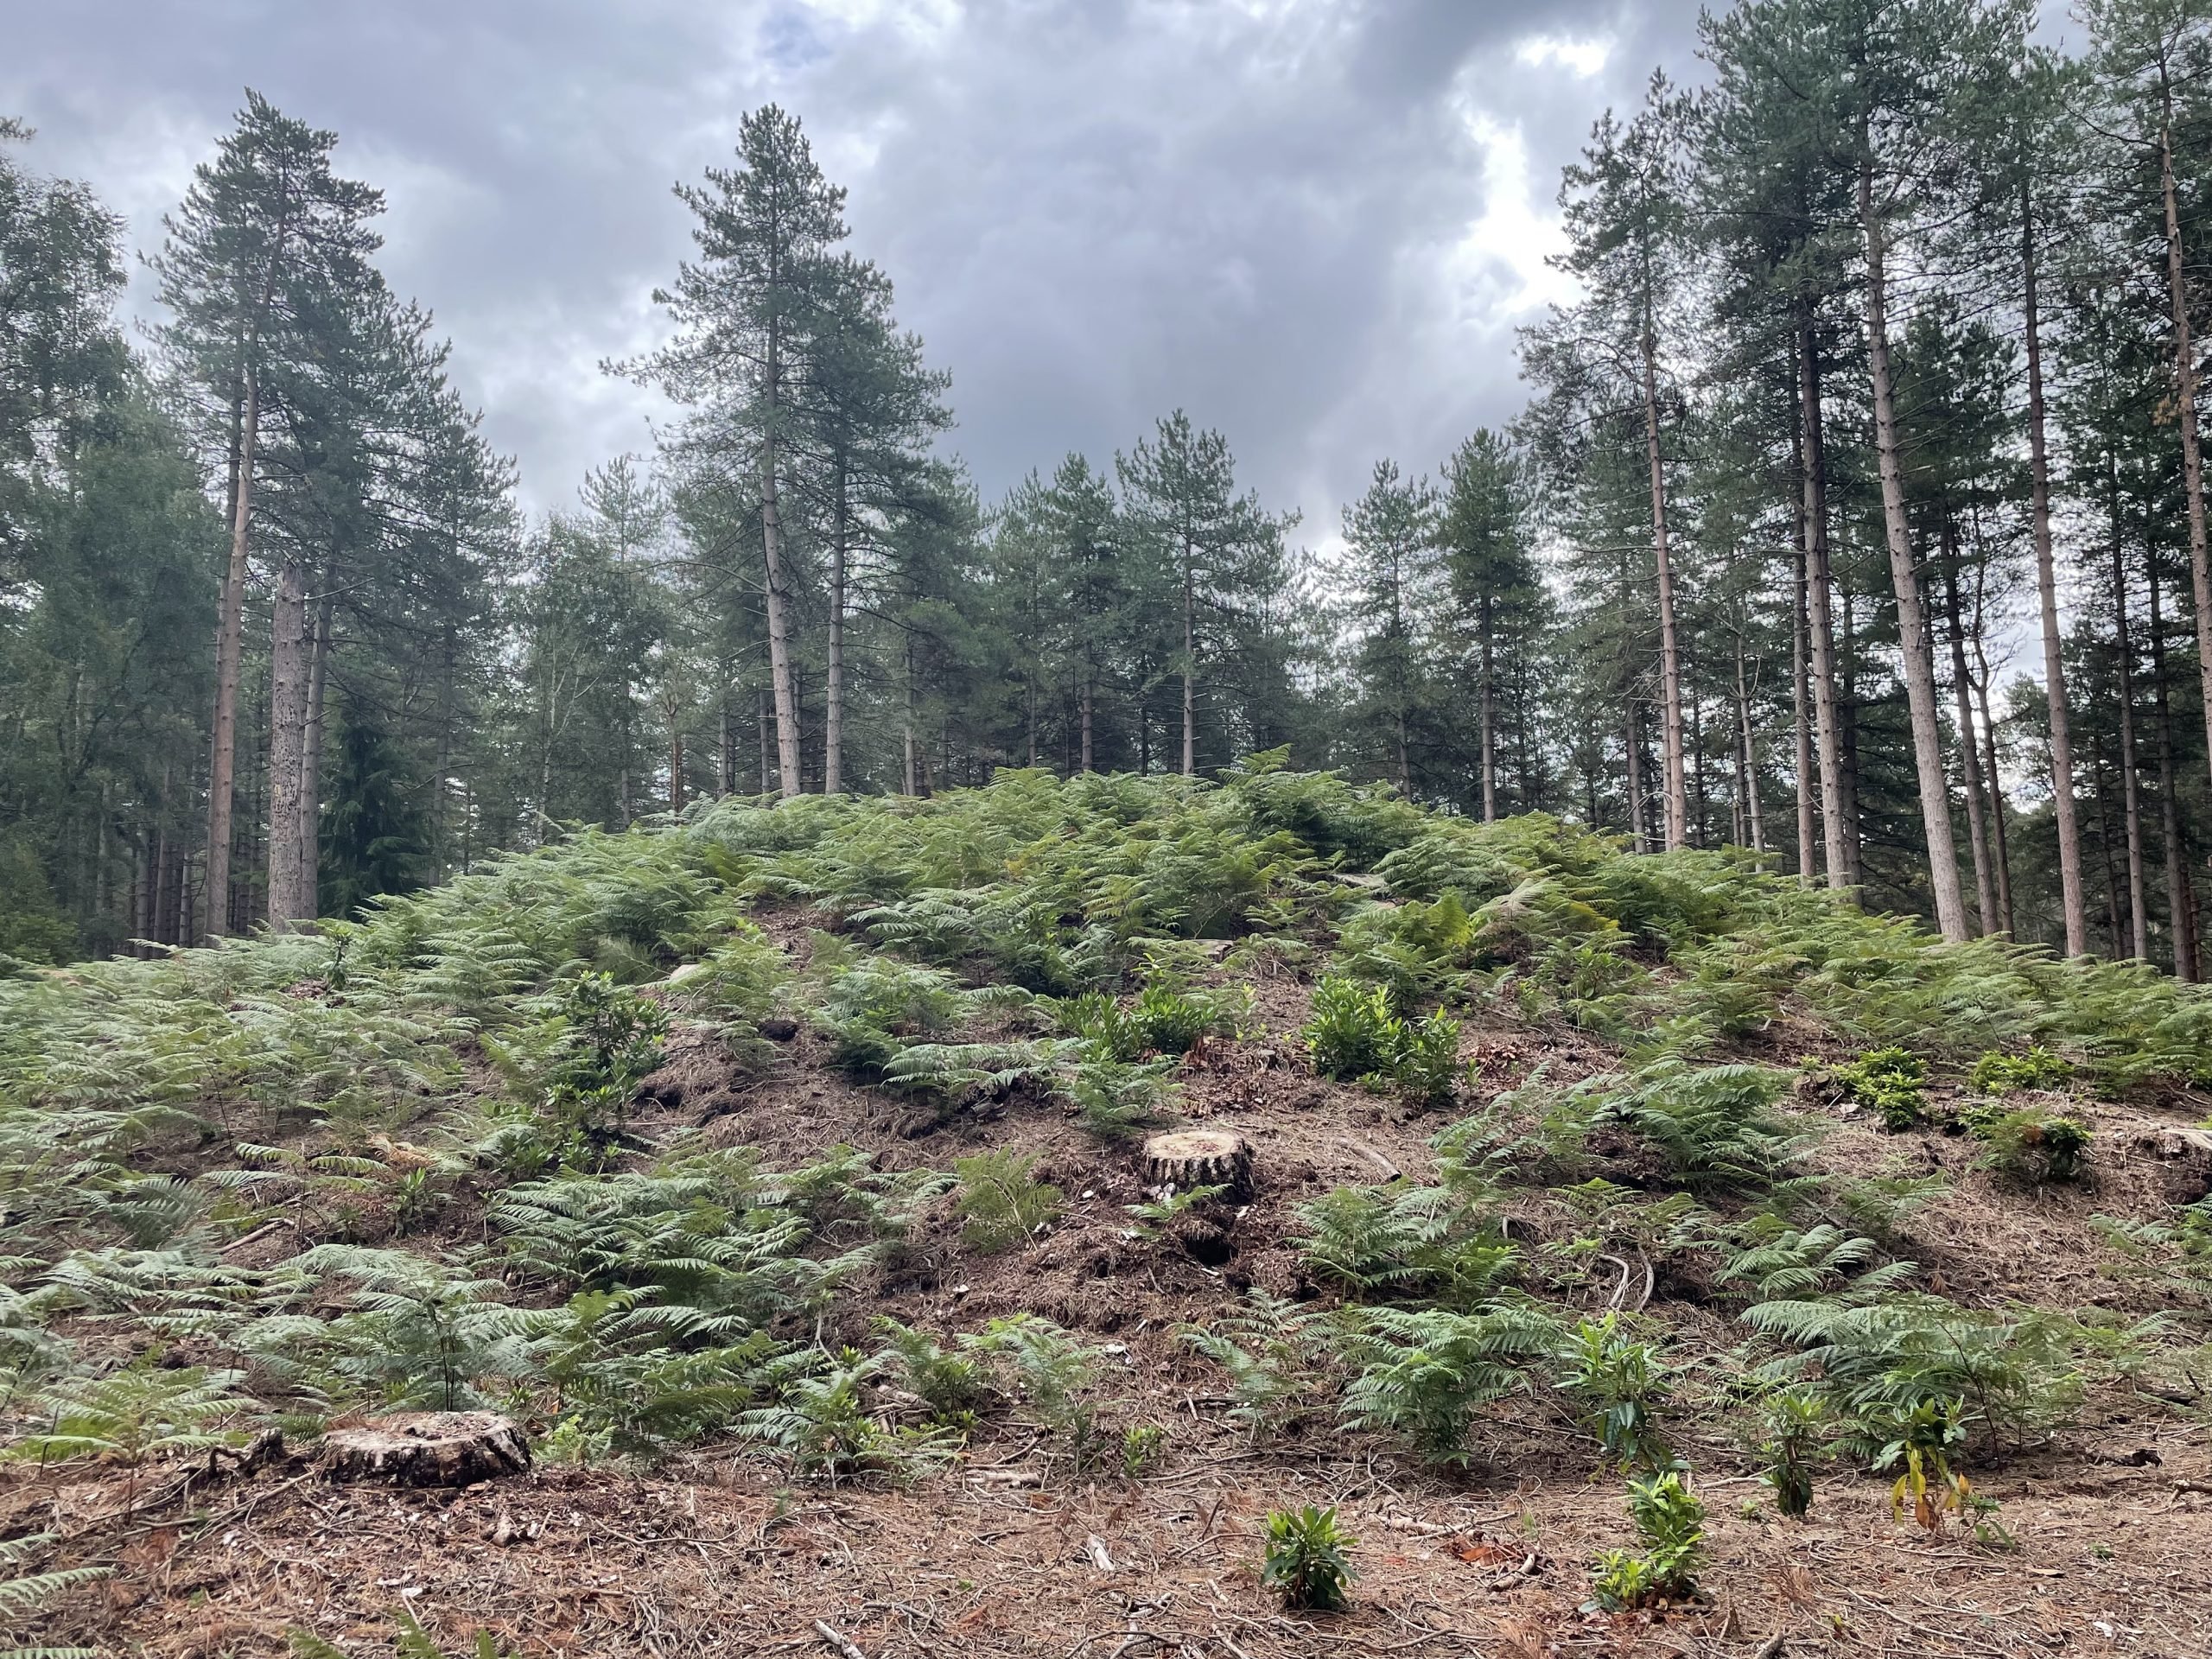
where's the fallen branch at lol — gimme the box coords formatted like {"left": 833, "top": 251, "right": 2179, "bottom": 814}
{"left": 1340, "top": 1137, "right": 1401, "bottom": 1182}
{"left": 812, "top": 1620, "right": 868, "bottom": 1659}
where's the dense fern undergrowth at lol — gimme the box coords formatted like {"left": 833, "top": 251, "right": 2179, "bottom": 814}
{"left": 6, "top": 759, "right": 2212, "bottom": 1627}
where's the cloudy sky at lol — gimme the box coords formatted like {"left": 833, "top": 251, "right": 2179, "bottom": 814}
{"left": 3, "top": 0, "right": 1706, "bottom": 533}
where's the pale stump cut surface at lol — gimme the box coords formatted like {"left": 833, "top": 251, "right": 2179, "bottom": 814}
{"left": 320, "top": 1411, "right": 531, "bottom": 1486}
{"left": 1140, "top": 1128, "right": 1253, "bottom": 1199}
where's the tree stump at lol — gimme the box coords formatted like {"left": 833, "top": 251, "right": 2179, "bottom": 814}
{"left": 320, "top": 1411, "right": 531, "bottom": 1486}
{"left": 1141, "top": 1128, "right": 1253, "bottom": 1199}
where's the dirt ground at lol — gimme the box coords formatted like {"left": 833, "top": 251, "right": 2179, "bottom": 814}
{"left": 14, "top": 930, "right": 2212, "bottom": 1658}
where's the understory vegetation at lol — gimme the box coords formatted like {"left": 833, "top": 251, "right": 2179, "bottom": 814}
{"left": 3, "top": 765, "right": 2210, "bottom": 1636}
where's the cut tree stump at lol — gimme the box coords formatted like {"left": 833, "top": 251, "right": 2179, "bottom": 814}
{"left": 320, "top": 1411, "right": 531, "bottom": 1486}
{"left": 1141, "top": 1128, "right": 1252, "bottom": 1199}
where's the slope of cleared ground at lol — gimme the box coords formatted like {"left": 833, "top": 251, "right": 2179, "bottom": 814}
{"left": 6, "top": 764, "right": 2212, "bottom": 1657}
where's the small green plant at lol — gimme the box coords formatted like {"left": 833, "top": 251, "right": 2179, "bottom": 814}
{"left": 738, "top": 1349, "right": 947, "bottom": 1484}
{"left": 1832, "top": 1047, "right": 1926, "bottom": 1131}
{"left": 1874, "top": 1395, "right": 1971, "bottom": 1533}
{"left": 1121, "top": 1421, "right": 1167, "bottom": 1476}
{"left": 1968, "top": 1047, "right": 2071, "bottom": 1096}
{"left": 289, "top": 1607, "right": 501, "bottom": 1658}
{"left": 545, "top": 971, "right": 668, "bottom": 1160}
{"left": 1126, "top": 1182, "right": 1224, "bottom": 1240}
{"left": 1060, "top": 1054, "right": 1178, "bottom": 1140}
{"left": 4, "top": 1359, "right": 247, "bottom": 1475}
{"left": 1337, "top": 1303, "right": 1560, "bottom": 1465}
{"left": 971, "top": 1314, "right": 1105, "bottom": 1467}
{"left": 1557, "top": 1314, "right": 1670, "bottom": 1471}
{"left": 1176, "top": 1290, "right": 1329, "bottom": 1440}
{"left": 1129, "top": 981, "right": 1211, "bottom": 1055}
{"left": 1391, "top": 1010, "right": 1464, "bottom": 1109}
{"left": 1756, "top": 1388, "right": 1825, "bottom": 1519}
{"left": 952, "top": 1149, "right": 1063, "bottom": 1253}
{"left": 1302, "top": 978, "right": 1461, "bottom": 1106}
{"left": 875, "top": 1318, "right": 989, "bottom": 1423}
{"left": 537, "top": 1414, "right": 615, "bottom": 1467}
{"left": 1965, "top": 1105, "right": 2091, "bottom": 1185}
{"left": 0, "top": 1529, "right": 108, "bottom": 1659}
{"left": 1305, "top": 977, "right": 1398, "bottom": 1080}
{"left": 1261, "top": 1505, "right": 1356, "bottom": 1612}
{"left": 1589, "top": 1467, "right": 1706, "bottom": 1610}
{"left": 391, "top": 1166, "right": 445, "bottom": 1234}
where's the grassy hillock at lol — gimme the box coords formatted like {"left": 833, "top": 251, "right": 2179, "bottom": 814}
{"left": 6, "top": 762, "right": 2212, "bottom": 1655}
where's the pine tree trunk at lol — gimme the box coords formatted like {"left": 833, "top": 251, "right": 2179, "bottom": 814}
{"left": 1079, "top": 672, "right": 1094, "bottom": 773}
{"left": 1941, "top": 543, "right": 1996, "bottom": 936}
{"left": 826, "top": 453, "right": 848, "bottom": 794}
{"left": 1838, "top": 590, "right": 1864, "bottom": 889}
{"left": 760, "top": 327, "right": 802, "bottom": 798}
{"left": 1180, "top": 538, "right": 1197, "bottom": 777}
{"left": 2093, "top": 734, "right": 2126, "bottom": 960}
{"left": 1793, "top": 535, "right": 1816, "bottom": 886}
{"left": 2158, "top": 62, "right": 2212, "bottom": 822}
{"left": 719, "top": 694, "right": 733, "bottom": 797}
{"left": 669, "top": 715, "right": 685, "bottom": 813}
{"left": 299, "top": 596, "right": 332, "bottom": 923}
{"left": 1968, "top": 621, "right": 2015, "bottom": 937}
{"left": 2108, "top": 454, "right": 2151, "bottom": 961}
{"left": 205, "top": 366, "right": 259, "bottom": 939}
{"left": 1735, "top": 638, "right": 1764, "bottom": 854}
{"left": 1479, "top": 594, "right": 1497, "bottom": 823}
{"left": 760, "top": 687, "right": 774, "bottom": 796}
{"left": 1624, "top": 700, "right": 1648, "bottom": 853}
{"left": 901, "top": 635, "right": 918, "bottom": 798}
{"left": 1860, "top": 156, "right": 1968, "bottom": 942}
{"left": 1640, "top": 325, "right": 1688, "bottom": 849}
{"left": 1798, "top": 310, "right": 1850, "bottom": 894}
{"left": 2023, "top": 181, "right": 2088, "bottom": 955}
{"left": 264, "top": 556, "right": 310, "bottom": 931}
{"left": 2148, "top": 556, "right": 2199, "bottom": 979}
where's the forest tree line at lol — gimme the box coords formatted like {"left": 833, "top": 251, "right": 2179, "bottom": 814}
{"left": 4, "top": 0, "right": 2212, "bottom": 973}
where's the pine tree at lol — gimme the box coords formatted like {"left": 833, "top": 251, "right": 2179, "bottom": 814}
{"left": 149, "top": 90, "right": 382, "bottom": 938}
{"left": 617, "top": 105, "right": 851, "bottom": 799}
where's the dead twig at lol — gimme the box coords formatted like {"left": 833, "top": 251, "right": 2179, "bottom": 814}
{"left": 812, "top": 1619, "right": 868, "bottom": 1659}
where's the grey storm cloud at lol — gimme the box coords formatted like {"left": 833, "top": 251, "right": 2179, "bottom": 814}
{"left": 3, "top": 0, "right": 1707, "bottom": 533}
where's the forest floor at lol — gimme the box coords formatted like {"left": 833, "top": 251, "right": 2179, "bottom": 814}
{"left": 14, "top": 919, "right": 2212, "bottom": 1659}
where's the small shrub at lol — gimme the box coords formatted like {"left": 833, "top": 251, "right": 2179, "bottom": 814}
{"left": 875, "top": 1317, "right": 988, "bottom": 1422}
{"left": 1756, "top": 1387, "right": 1825, "bottom": 1519}
{"left": 1391, "top": 1010, "right": 1464, "bottom": 1109}
{"left": 738, "top": 1349, "right": 947, "bottom": 1484}
{"left": 1261, "top": 1505, "right": 1356, "bottom": 1612}
{"left": 1832, "top": 1047, "right": 1926, "bottom": 1132}
{"left": 1121, "top": 1421, "right": 1167, "bottom": 1476}
{"left": 537, "top": 1415, "right": 615, "bottom": 1467}
{"left": 1337, "top": 1303, "right": 1560, "bottom": 1465}
{"left": 952, "top": 1150, "right": 1063, "bottom": 1253}
{"left": 1126, "top": 1182, "right": 1224, "bottom": 1240}
{"left": 1175, "top": 1290, "right": 1329, "bottom": 1440}
{"left": 1968, "top": 1046, "right": 2071, "bottom": 1096}
{"left": 1965, "top": 1105, "right": 2091, "bottom": 1185}
{"left": 391, "top": 1167, "right": 445, "bottom": 1235}
{"left": 1129, "top": 982, "right": 1211, "bottom": 1055}
{"left": 1305, "top": 977, "right": 1397, "bottom": 1081}
{"left": 970, "top": 1314, "right": 1105, "bottom": 1467}
{"left": 1302, "top": 979, "right": 1462, "bottom": 1106}
{"left": 1557, "top": 1314, "right": 1670, "bottom": 1471}
{"left": 545, "top": 972, "right": 668, "bottom": 1160}
{"left": 1872, "top": 1395, "right": 1971, "bottom": 1532}
{"left": 1588, "top": 1467, "right": 1706, "bottom": 1610}
{"left": 1059, "top": 1054, "right": 1178, "bottom": 1140}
